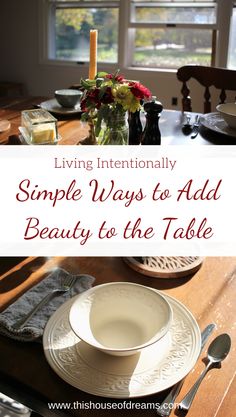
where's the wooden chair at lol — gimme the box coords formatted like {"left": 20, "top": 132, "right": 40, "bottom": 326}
{"left": 177, "top": 65, "right": 236, "bottom": 113}
{"left": 0, "top": 81, "right": 24, "bottom": 97}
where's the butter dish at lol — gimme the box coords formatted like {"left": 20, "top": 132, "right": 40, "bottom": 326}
{"left": 20, "top": 109, "right": 58, "bottom": 144}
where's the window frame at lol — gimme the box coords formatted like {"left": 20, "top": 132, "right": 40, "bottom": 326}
{"left": 39, "top": 0, "right": 235, "bottom": 71}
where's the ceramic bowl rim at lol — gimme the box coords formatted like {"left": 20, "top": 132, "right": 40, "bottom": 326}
{"left": 216, "top": 102, "right": 236, "bottom": 117}
{"left": 55, "top": 89, "right": 83, "bottom": 97}
{"left": 69, "top": 282, "right": 173, "bottom": 354}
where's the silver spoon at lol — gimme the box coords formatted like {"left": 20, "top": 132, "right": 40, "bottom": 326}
{"left": 156, "top": 323, "right": 216, "bottom": 417}
{"left": 183, "top": 114, "right": 191, "bottom": 127}
{"left": 190, "top": 115, "right": 200, "bottom": 139}
{"left": 182, "top": 114, "right": 192, "bottom": 135}
{"left": 178, "top": 333, "right": 231, "bottom": 412}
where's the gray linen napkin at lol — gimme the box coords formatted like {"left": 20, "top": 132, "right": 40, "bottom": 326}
{"left": 0, "top": 268, "right": 95, "bottom": 342}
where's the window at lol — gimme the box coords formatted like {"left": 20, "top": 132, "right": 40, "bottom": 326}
{"left": 48, "top": 1, "right": 119, "bottom": 63}
{"left": 43, "top": 1, "right": 235, "bottom": 70}
{"left": 129, "top": 0, "right": 217, "bottom": 68}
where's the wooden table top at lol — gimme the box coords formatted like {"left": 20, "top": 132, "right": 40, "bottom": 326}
{"left": 0, "top": 256, "right": 236, "bottom": 417}
{"left": 0, "top": 96, "right": 235, "bottom": 145}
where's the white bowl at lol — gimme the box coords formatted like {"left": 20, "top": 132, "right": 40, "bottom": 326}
{"left": 216, "top": 102, "right": 236, "bottom": 129}
{"left": 69, "top": 282, "right": 172, "bottom": 356}
{"left": 55, "top": 89, "right": 82, "bottom": 108}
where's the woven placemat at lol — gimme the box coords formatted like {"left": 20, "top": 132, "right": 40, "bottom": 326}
{"left": 124, "top": 256, "right": 204, "bottom": 278}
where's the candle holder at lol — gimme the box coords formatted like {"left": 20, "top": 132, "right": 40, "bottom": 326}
{"left": 79, "top": 119, "right": 97, "bottom": 145}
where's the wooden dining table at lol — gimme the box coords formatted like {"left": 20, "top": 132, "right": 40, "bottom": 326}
{"left": 0, "top": 98, "right": 236, "bottom": 417}
{"left": 0, "top": 256, "right": 236, "bottom": 417}
{"left": 0, "top": 96, "right": 235, "bottom": 145}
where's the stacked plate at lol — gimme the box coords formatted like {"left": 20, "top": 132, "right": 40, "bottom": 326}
{"left": 43, "top": 282, "right": 201, "bottom": 398}
{"left": 40, "top": 99, "right": 81, "bottom": 116}
{"left": 200, "top": 112, "right": 236, "bottom": 138}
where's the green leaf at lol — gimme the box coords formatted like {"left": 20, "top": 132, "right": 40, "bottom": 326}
{"left": 95, "top": 121, "right": 101, "bottom": 137}
{"left": 96, "top": 71, "right": 108, "bottom": 78}
{"left": 95, "top": 110, "right": 103, "bottom": 136}
{"left": 96, "top": 78, "right": 104, "bottom": 88}
{"left": 80, "top": 78, "right": 96, "bottom": 90}
{"left": 113, "top": 69, "right": 120, "bottom": 78}
{"left": 81, "top": 113, "right": 89, "bottom": 122}
{"left": 98, "top": 85, "right": 109, "bottom": 100}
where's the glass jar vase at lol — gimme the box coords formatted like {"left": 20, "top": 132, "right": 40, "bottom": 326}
{"left": 98, "top": 110, "right": 129, "bottom": 145}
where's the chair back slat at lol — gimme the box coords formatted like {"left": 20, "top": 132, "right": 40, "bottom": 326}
{"left": 219, "top": 89, "right": 226, "bottom": 104}
{"left": 177, "top": 65, "right": 236, "bottom": 113}
{"left": 181, "top": 81, "right": 192, "bottom": 112}
{"left": 204, "top": 86, "right": 211, "bottom": 113}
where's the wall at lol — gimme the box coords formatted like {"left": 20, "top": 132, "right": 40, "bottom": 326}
{"left": 0, "top": 0, "right": 234, "bottom": 113}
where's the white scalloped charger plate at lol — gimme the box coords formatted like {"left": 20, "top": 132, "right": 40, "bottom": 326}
{"left": 200, "top": 113, "right": 236, "bottom": 138}
{"left": 43, "top": 291, "right": 201, "bottom": 398}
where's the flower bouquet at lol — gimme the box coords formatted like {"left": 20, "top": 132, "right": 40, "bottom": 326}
{"left": 80, "top": 71, "right": 151, "bottom": 145}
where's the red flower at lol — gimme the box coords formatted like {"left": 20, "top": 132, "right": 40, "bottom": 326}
{"left": 100, "top": 87, "right": 114, "bottom": 104}
{"left": 88, "top": 88, "right": 100, "bottom": 102}
{"left": 80, "top": 98, "right": 88, "bottom": 112}
{"left": 106, "top": 73, "right": 125, "bottom": 83}
{"left": 84, "top": 88, "right": 101, "bottom": 109}
{"left": 129, "top": 82, "right": 152, "bottom": 100}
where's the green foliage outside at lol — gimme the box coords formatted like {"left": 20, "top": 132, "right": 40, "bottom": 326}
{"left": 55, "top": 8, "right": 118, "bottom": 62}
{"left": 134, "top": 50, "right": 211, "bottom": 68}
{"left": 55, "top": 7, "right": 212, "bottom": 68}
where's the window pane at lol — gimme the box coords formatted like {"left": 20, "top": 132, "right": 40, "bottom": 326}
{"left": 228, "top": 7, "right": 236, "bottom": 69}
{"left": 51, "top": 1, "right": 119, "bottom": 2}
{"left": 133, "top": 28, "right": 212, "bottom": 68}
{"left": 55, "top": 7, "right": 118, "bottom": 63}
{"left": 132, "top": 0, "right": 216, "bottom": 3}
{"left": 133, "top": 0, "right": 217, "bottom": 3}
{"left": 134, "top": 6, "right": 216, "bottom": 24}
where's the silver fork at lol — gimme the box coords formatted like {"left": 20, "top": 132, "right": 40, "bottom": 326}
{"left": 13, "top": 274, "right": 77, "bottom": 330}
{"left": 191, "top": 115, "right": 200, "bottom": 139}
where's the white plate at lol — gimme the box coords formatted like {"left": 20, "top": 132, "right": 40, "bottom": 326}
{"left": 200, "top": 112, "right": 236, "bottom": 138}
{"left": 40, "top": 98, "right": 81, "bottom": 115}
{"left": 43, "top": 291, "right": 201, "bottom": 398}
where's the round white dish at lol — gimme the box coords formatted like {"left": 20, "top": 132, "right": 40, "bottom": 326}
{"left": 40, "top": 98, "right": 81, "bottom": 115}
{"left": 216, "top": 102, "right": 236, "bottom": 129}
{"left": 43, "top": 291, "right": 201, "bottom": 398}
{"left": 0, "top": 119, "right": 11, "bottom": 133}
{"left": 200, "top": 112, "right": 236, "bottom": 138}
{"left": 69, "top": 282, "right": 172, "bottom": 356}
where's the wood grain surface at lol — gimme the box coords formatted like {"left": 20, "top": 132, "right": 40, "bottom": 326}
{"left": 0, "top": 256, "right": 235, "bottom": 417}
